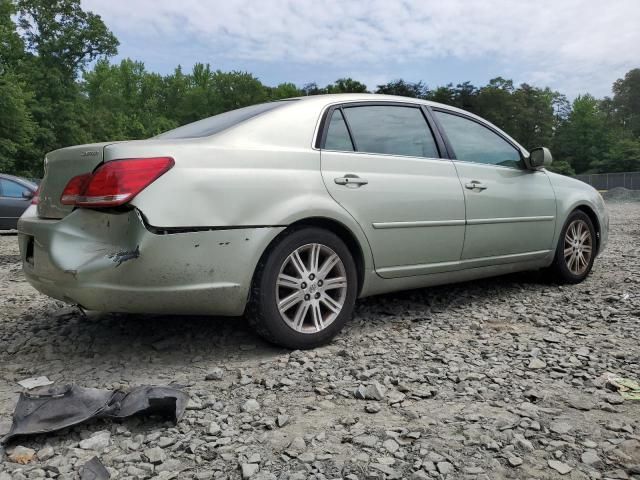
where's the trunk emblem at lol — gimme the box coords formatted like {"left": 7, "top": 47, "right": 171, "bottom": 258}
{"left": 80, "top": 151, "right": 99, "bottom": 157}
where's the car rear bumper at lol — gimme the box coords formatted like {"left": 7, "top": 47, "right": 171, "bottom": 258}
{"left": 17, "top": 206, "right": 283, "bottom": 316}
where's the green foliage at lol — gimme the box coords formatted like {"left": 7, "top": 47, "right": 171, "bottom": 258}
{"left": 0, "top": 0, "right": 639, "bottom": 178}
{"left": 594, "top": 137, "right": 640, "bottom": 173}
{"left": 612, "top": 69, "right": 640, "bottom": 137}
{"left": 0, "top": 72, "right": 35, "bottom": 173}
{"left": 375, "top": 79, "right": 429, "bottom": 98}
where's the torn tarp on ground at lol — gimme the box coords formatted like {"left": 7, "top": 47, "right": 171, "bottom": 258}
{"left": 1, "top": 384, "right": 189, "bottom": 445}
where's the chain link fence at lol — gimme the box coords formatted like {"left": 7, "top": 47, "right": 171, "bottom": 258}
{"left": 573, "top": 172, "right": 640, "bottom": 190}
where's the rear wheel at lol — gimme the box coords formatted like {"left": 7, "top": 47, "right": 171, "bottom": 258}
{"left": 248, "top": 227, "right": 358, "bottom": 349}
{"left": 550, "top": 210, "right": 596, "bottom": 283}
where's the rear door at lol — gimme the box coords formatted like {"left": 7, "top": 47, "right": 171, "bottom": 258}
{"left": 432, "top": 108, "right": 557, "bottom": 262}
{"left": 319, "top": 102, "right": 466, "bottom": 278}
{"left": 0, "top": 178, "right": 33, "bottom": 229}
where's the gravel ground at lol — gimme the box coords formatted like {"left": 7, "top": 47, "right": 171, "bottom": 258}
{"left": 0, "top": 201, "right": 639, "bottom": 480}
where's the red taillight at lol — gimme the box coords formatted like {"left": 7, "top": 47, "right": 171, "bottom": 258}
{"left": 60, "top": 173, "right": 92, "bottom": 205}
{"left": 60, "top": 157, "right": 174, "bottom": 207}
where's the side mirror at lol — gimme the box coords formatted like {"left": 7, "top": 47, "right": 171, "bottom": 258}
{"left": 22, "top": 190, "right": 34, "bottom": 199}
{"left": 526, "top": 147, "right": 553, "bottom": 169}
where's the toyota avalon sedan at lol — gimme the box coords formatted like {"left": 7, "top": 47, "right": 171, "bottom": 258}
{"left": 18, "top": 94, "right": 608, "bottom": 348}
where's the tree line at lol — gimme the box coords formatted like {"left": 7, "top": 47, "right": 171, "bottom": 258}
{"left": 1, "top": 0, "right": 639, "bottom": 178}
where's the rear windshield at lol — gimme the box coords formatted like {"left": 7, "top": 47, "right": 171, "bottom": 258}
{"left": 154, "top": 100, "right": 296, "bottom": 139}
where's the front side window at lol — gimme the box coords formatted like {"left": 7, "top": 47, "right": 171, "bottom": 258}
{"left": 337, "top": 106, "right": 439, "bottom": 158}
{"left": 434, "top": 110, "right": 522, "bottom": 168}
{"left": 324, "top": 109, "right": 354, "bottom": 151}
{"left": 0, "top": 179, "right": 30, "bottom": 198}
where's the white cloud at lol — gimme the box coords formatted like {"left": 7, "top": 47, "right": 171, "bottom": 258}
{"left": 82, "top": 0, "right": 640, "bottom": 95}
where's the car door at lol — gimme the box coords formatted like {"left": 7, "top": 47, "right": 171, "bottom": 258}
{"left": 319, "top": 102, "right": 466, "bottom": 278}
{"left": 432, "top": 108, "right": 557, "bottom": 263}
{"left": 0, "top": 178, "right": 33, "bottom": 229}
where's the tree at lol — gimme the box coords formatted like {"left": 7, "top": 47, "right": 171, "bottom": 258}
{"left": 13, "top": 0, "right": 118, "bottom": 175}
{"left": 375, "top": 79, "right": 429, "bottom": 98}
{"left": 267, "top": 82, "right": 301, "bottom": 100}
{"left": 0, "top": 73, "right": 35, "bottom": 174}
{"left": 16, "top": 0, "right": 118, "bottom": 76}
{"left": 593, "top": 137, "right": 640, "bottom": 173}
{"left": 325, "top": 77, "right": 368, "bottom": 94}
{"left": 611, "top": 68, "right": 640, "bottom": 137}
{"left": 553, "top": 95, "right": 612, "bottom": 173}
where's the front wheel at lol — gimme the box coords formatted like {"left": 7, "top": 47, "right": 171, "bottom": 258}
{"left": 248, "top": 227, "right": 358, "bottom": 349}
{"left": 550, "top": 210, "right": 596, "bottom": 284}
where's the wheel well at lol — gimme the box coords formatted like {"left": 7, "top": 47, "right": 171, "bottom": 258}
{"left": 574, "top": 205, "right": 601, "bottom": 253}
{"left": 257, "top": 217, "right": 366, "bottom": 295}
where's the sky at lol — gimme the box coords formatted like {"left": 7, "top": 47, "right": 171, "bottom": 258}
{"left": 81, "top": 0, "right": 640, "bottom": 99}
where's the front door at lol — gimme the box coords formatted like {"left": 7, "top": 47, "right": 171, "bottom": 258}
{"left": 320, "top": 103, "right": 466, "bottom": 278}
{"left": 432, "top": 109, "right": 557, "bottom": 262}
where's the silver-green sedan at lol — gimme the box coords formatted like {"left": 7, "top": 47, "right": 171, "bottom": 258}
{"left": 18, "top": 94, "right": 608, "bottom": 348}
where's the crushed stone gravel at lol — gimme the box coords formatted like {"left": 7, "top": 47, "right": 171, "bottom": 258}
{"left": 0, "top": 201, "right": 639, "bottom": 479}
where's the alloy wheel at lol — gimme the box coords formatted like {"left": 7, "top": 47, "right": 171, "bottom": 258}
{"left": 563, "top": 219, "right": 593, "bottom": 276}
{"left": 275, "top": 243, "right": 348, "bottom": 334}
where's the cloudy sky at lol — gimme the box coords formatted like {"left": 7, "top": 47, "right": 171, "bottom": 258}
{"left": 82, "top": 0, "right": 640, "bottom": 98}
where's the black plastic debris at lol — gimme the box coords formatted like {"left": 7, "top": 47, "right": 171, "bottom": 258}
{"left": 1, "top": 384, "right": 189, "bottom": 445}
{"left": 80, "top": 456, "right": 111, "bottom": 480}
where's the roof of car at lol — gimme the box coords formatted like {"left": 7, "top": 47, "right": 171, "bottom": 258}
{"left": 292, "top": 93, "right": 451, "bottom": 109}
{"left": 0, "top": 173, "right": 38, "bottom": 189}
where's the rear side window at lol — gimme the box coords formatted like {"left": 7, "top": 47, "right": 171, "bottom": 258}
{"left": 155, "top": 100, "right": 296, "bottom": 139}
{"left": 434, "top": 110, "right": 522, "bottom": 168}
{"left": 325, "top": 110, "right": 354, "bottom": 151}
{"left": 340, "top": 106, "right": 439, "bottom": 158}
{"left": 0, "top": 179, "right": 30, "bottom": 198}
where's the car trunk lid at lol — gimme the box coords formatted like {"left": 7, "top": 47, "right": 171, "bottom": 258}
{"left": 37, "top": 142, "right": 126, "bottom": 219}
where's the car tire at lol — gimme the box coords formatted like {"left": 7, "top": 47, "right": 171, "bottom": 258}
{"left": 248, "top": 227, "right": 358, "bottom": 349}
{"left": 550, "top": 210, "right": 597, "bottom": 284}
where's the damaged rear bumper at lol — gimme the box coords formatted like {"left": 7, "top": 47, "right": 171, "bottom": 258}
{"left": 17, "top": 206, "right": 283, "bottom": 315}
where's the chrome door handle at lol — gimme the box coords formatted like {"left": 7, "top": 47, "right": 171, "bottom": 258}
{"left": 335, "top": 174, "right": 368, "bottom": 187}
{"left": 465, "top": 180, "right": 487, "bottom": 191}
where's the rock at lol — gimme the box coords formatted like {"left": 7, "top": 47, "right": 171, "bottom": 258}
{"left": 276, "top": 414, "right": 290, "bottom": 427}
{"left": 298, "top": 451, "right": 315, "bottom": 463}
{"left": 79, "top": 431, "right": 111, "bottom": 451}
{"left": 354, "top": 381, "right": 386, "bottom": 401}
{"left": 205, "top": 367, "right": 225, "bottom": 380}
{"left": 508, "top": 456, "right": 523, "bottom": 467}
{"left": 383, "top": 439, "right": 399, "bottom": 453}
{"left": 437, "top": 462, "right": 454, "bottom": 474}
{"left": 549, "top": 421, "right": 572, "bottom": 434}
{"left": 8, "top": 446, "right": 36, "bottom": 464}
{"left": 36, "top": 446, "right": 54, "bottom": 461}
{"left": 581, "top": 450, "right": 601, "bottom": 466}
{"left": 144, "top": 446, "right": 165, "bottom": 464}
{"left": 289, "top": 437, "right": 306, "bottom": 451}
{"left": 365, "top": 403, "right": 381, "bottom": 413}
{"left": 528, "top": 358, "right": 547, "bottom": 369}
{"left": 353, "top": 434, "right": 378, "bottom": 447}
{"left": 208, "top": 422, "right": 221, "bottom": 435}
{"left": 567, "top": 397, "right": 595, "bottom": 411}
{"left": 242, "top": 399, "right": 260, "bottom": 412}
{"left": 548, "top": 460, "right": 572, "bottom": 475}
{"left": 370, "top": 464, "right": 402, "bottom": 479}
{"left": 241, "top": 463, "right": 259, "bottom": 479}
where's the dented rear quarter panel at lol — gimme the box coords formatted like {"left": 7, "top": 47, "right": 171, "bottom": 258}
{"left": 19, "top": 205, "right": 284, "bottom": 315}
